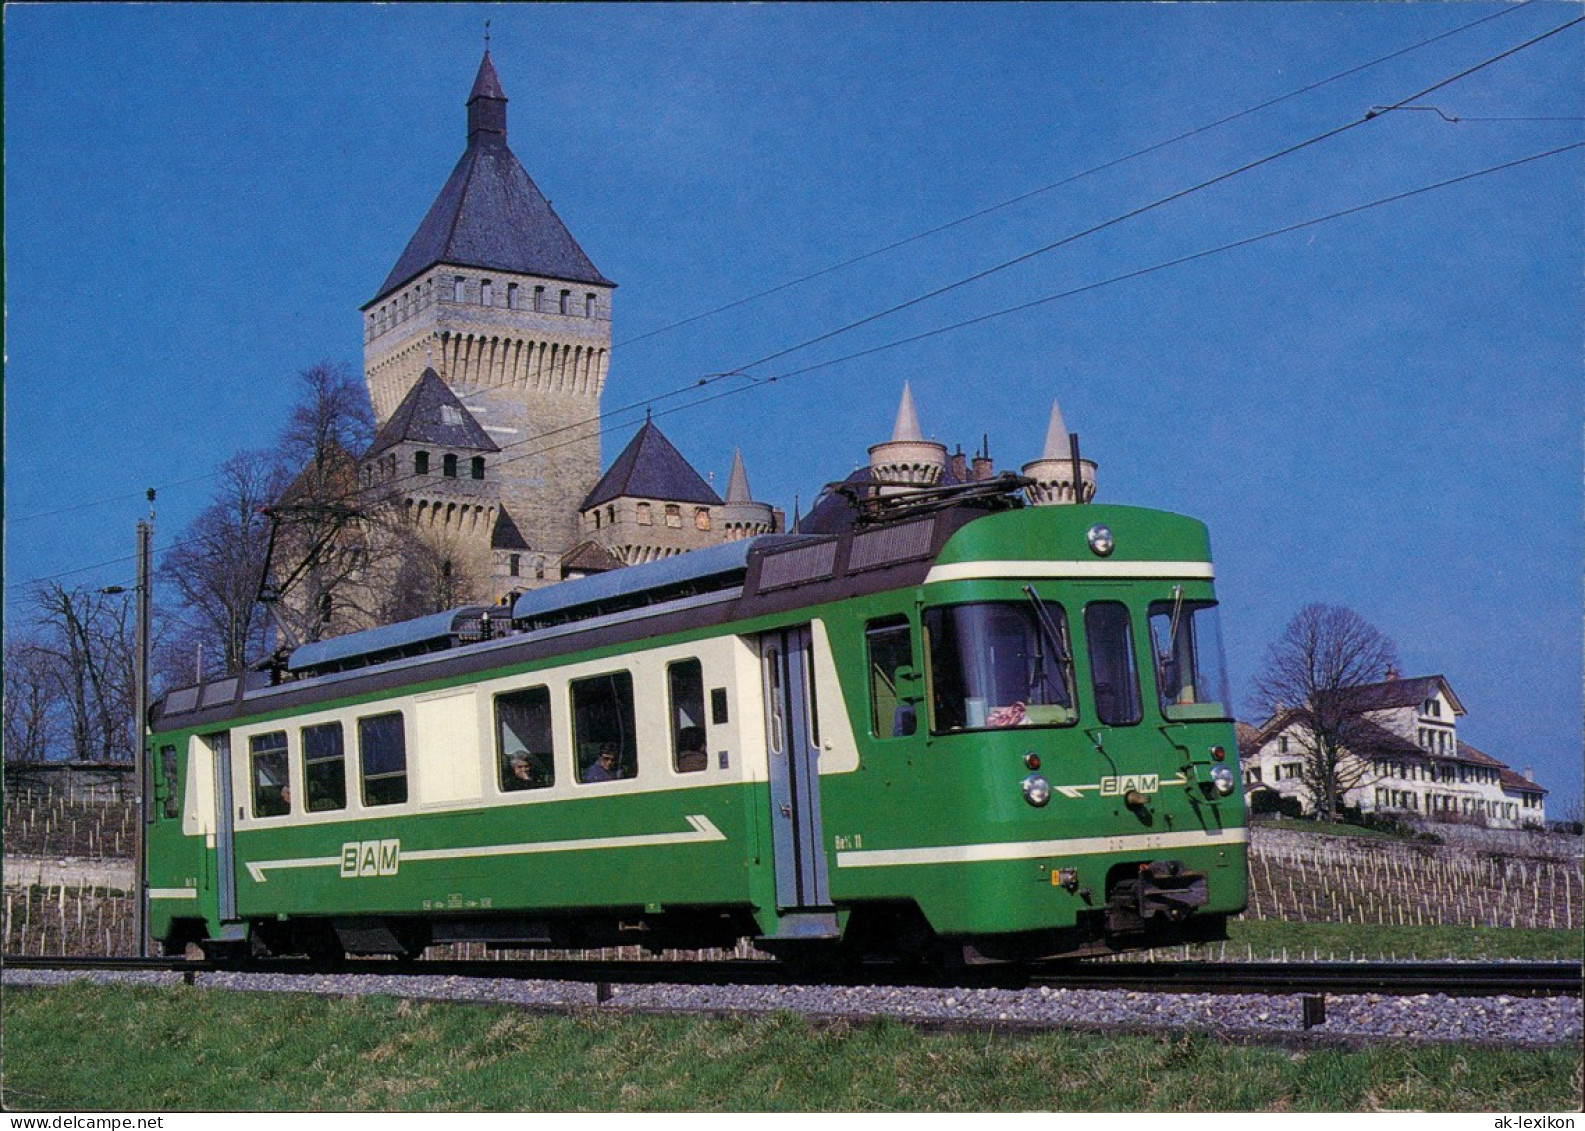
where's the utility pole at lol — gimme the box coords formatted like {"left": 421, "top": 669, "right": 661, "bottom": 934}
{"left": 134, "top": 491, "right": 153, "bottom": 957}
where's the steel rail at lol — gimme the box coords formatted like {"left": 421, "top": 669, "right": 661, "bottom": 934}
{"left": 4, "top": 953, "right": 1579, "bottom": 998}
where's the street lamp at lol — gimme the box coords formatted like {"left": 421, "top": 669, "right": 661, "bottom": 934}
{"left": 104, "top": 489, "right": 153, "bottom": 957}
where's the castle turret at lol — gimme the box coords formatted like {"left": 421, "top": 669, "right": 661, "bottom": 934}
{"left": 868, "top": 383, "right": 947, "bottom": 493}
{"left": 721, "top": 449, "right": 776, "bottom": 540}
{"left": 1022, "top": 397, "right": 1097, "bottom": 505}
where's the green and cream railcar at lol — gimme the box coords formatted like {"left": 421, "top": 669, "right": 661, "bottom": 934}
{"left": 146, "top": 490, "right": 1247, "bottom": 964}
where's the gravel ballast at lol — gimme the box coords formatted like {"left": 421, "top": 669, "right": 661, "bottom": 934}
{"left": 4, "top": 967, "right": 1579, "bottom": 1046}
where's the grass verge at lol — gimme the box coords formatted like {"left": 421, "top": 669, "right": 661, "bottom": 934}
{"left": 2, "top": 984, "right": 1579, "bottom": 1112}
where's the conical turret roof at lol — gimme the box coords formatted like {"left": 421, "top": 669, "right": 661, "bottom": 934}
{"left": 725, "top": 449, "right": 753, "bottom": 504}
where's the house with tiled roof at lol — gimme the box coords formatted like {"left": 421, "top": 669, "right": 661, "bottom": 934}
{"left": 1243, "top": 672, "right": 1548, "bottom": 829}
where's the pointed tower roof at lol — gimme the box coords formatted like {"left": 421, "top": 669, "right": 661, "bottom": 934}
{"left": 369, "top": 368, "right": 500, "bottom": 456}
{"left": 369, "top": 51, "right": 614, "bottom": 306}
{"left": 725, "top": 448, "right": 753, "bottom": 504}
{"left": 891, "top": 382, "right": 924, "bottom": 442}
{"left": 581, "top": 419, "right": 722, "bottom": 510}
{"left": 1041, "top": 398, "right": 1073, "bottom": 461}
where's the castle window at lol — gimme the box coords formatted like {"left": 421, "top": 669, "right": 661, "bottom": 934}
{"left": 509, "top": 554, "right": 520, "bottom": 577}
{"left": 471, "top": 456, "right": 485, "bottom": 480}
{"left": 665, "top": 504, "right": 682, "bottom": 528}
{"left": 560, "top": 290, "right": 570, "bottom": 315}
{"left": 535, "top": 557, "right": 546, "bottom": 580}
{"left": 481, "top": 279, "right": 493, "bottom": 306}
{"left": 636, "top": 502, "right": 652, "bottom": 526}
{"left": 586, "top": 293, "right": 596, "bottom": 317}
{"left": 443, "top": 454, "right": 458, "bottom": 478}
{"left": 534, "top": 285, "right": 545, "bottom": 312}
{"left": 414, "top": 451, "right": 430, "bottom": 476}
{"left": 694, "top": 508, "right": 711, "bottom": 531}
{"left": 507, "top": 282, "right": 518, "bottom": 309}
{"left": 454, "top": 276, "right": 466, "bottom": 303}
{"left": 593, "top": 510, "right": 601, "bottom": 530}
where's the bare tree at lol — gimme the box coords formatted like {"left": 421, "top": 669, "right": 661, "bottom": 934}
{"left": 1250, "top": 603, "right": 1400, "bottom": 822}
{"left": 260, "top": 362, "right": 400, "bottom": 649}
{"left": 159, "top": 450, "right": 289, "bottom": 679}
{"left": 3, "top": 630, "right": 64, "bottom": 763}
{"left": 26, "top": 584, "right": 138, "bottom": 762}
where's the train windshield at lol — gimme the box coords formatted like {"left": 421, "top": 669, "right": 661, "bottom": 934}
{"left": 924, "top": 600, "right": 1078, "bottom": 732}
{"left": 1147, "top": 596, "right": 1231, "bottom": 720}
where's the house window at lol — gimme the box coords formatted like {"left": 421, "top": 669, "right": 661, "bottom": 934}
{"left": 507, "top": 282, "right": 519, "bottom": 309}
{"left": 443, "top": 454, "right": 458, "bottom": 478}
{"left": 534, "top": 284, "right": 545, "bottom": 312}
{"left": 1278, "top": 736, "right": 1289, "bottom": 755}
{"left": 636, "top": 502, "right": 653, "bottom": 526}
{"left": 586, "top": 293, "right": 596, "bottom": 317}
{"left": 454, "top": 276, "right": 466, "bottom": 303}
{"left": 414, "top": 451, "right": 430, "bottom": 476}
{"left": 509, "top": 554, "right": 520, "bottom": 577}
{"left": 471, "top": 456, "right": 485, "bottom": 480}
{"left": 560, "top": 289, "right": 570, "bottom": 315}
{"left": 695, "top": 508, "right": 711, "bottom": 531}
{"left": 665, "top": 504, "right": 682, "bottom": 528}
{"left": 481, "top": 279, "right": 493, "bottom": 306}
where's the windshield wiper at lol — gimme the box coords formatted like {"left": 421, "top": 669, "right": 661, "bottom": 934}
{"left": 1024, "top": 585, "right": 1073, "bottom": 706}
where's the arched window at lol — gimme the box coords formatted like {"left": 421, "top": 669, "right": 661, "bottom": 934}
{"left": 694, "top": 508, "right": 711, "bottom": 531}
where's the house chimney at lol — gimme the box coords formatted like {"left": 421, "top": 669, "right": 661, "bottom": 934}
{"left": 972, "top": 435, "right": 994, "bottom": 481}
{"left": 949, "top": 445, "right": 968, "bottom": 483}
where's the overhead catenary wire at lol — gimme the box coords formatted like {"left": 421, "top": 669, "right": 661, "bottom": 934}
{"left": 9, "top": 16, "right": 1580, "bottom": 597}
{"left": 612, "top": 0, "right": 1536, "bottom": 353}
{"left": 0, "top": 2, "right": 1542, "bottom": 535}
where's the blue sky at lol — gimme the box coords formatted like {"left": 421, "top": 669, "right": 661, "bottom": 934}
{"left": 5, "top": 4, "right": 1581, "bottom": 812}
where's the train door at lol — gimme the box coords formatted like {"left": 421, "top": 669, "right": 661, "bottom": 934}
{"left": 204, "top": 732, "right": 238, "bottom": 923}
{"left": 759, "top": 625, "right": 833, "bottom": 922}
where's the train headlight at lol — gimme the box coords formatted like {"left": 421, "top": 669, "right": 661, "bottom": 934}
{"left": 1210, "top": 765, "right": 1236, "bottom": 796}
{"left": 1022, "top": 773, "right": 1052, "bottom": 807}
{"left": 1087, "top": 524, "right": 1115, "bottom": 557}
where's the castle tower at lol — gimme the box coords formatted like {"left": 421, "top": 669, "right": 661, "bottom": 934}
{"left": 361, "top": 49, "right": 615, "bottom": 562}
{"left": 1022, "top": 397, "right": 1097, "bottom": 505}
{"left": 868, "top": 382, "right": 947, "bottom": 493}
{"left": 721, "top": 449, "right": 776, "bottom": 540}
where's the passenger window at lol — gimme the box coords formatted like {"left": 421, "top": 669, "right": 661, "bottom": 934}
{"left": 359, "top": 712, "right": 408, "bottom": 806}
{"left": 497, "top": 686, "right": 554, "bottom": 791}
{"left": 302, "top": 722, "right": 347, "bottom": 812}
{"left": 866, "top": 617, "right": 917, "bottom": 737}
{"left": 250, "top": 731, "right": 291, "bottom": 817}
{"left": 160, "top": 745, "right": 180, "bottom": 819}
{"left": 668, "top": 659, "right": 707, "bottom": 773}
{"left": 1084, "top": 603, "right": 1142, "bottom": 726}
{"left": 572, "top": 672, "right": 637, "bottom": 782}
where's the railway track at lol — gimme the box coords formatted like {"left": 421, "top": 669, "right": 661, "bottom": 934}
{"left": 5, "top": 953, "right": 1579, "bottom": 998}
